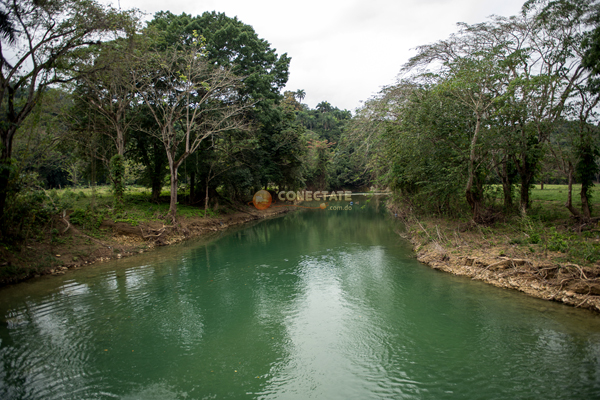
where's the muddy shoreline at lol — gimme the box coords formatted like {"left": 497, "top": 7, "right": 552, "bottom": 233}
{"left": 402, "top": 229, "right": 600, "bottom": 314}
{"left": 0, "top": 205, "right": 292, "bottom": 286}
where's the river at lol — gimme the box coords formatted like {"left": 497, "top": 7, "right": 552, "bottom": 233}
{"left": 1, "top": 196, "right": 600, "bottom": 399}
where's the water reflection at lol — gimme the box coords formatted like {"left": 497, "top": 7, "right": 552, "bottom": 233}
{"left": 1, "top": 198, "right": 600, "bottom": 399}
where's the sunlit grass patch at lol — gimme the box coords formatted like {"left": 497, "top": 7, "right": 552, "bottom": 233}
{"left": 52, "top": 185, "right": 218, "bottom": 227}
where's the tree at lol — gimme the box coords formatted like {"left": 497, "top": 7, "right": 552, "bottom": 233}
{"left": 74, "top": 35, "right": 145, "bottom": 209}
{"left": 0, "top": 0, "right": 135, "bottom": 232}
{"left": 128, "top": 113, "right": 169, "bottom": 203}
{"left": 393, "top": 2, "right": 598, "bottom": 215}
{"left": 582, "top": 6, "right": 600, "bottom": 93}
{"left": 528, "top": 0, "right": 600, "bottom": 219}
{"left": 306, "top": 138, "right": 335, "bottom": 190}
{"left": 13, "top": 88, "right": 73, "bottom": 189}
{"left": 295, "top": 89, "right": 306, "bottom": 104}
{"left": 146, "top": 11, "right": 292, "bottom": 202}
{"left": 402, "top": 26, "right": 509, "bottom": 220}
{"left": 438, "top": 55, "right": 505, "bottom": 220}
{"left": 132, "top": 33, "right": 251, "bottom": 222}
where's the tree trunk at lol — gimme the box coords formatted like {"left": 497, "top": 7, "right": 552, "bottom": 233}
{"left": 0, "top": 128, "right": 15, "bottom": 235}
{"left": 581, "top": 183, "right": 592, "bottom": 221}
{"left": 514, "top": 134, "right": 541, "bottom": 211}
{"left": 150, "top": 141, "right": 163, "bottom": 203}
{"left": 0, "top": 165, "right": 9, "bottom": 235}
{"left": 566, "top": 162, "right": 581, "bottom": 218}
{"left": 116, "top": 127, "right": 125, "bottom": 157}
{"left": 517, "top": 160, "right": 536, "bottom": 211}
{"left": 167, "top": 153, "right": 179, "bottom": 223}
{"left": 151, "top": 177, "right": 162, "bottom": 203}
{"left": 204, "top": 180, "right": 209, "bottom": 218}
{"left": 502, "top": 181, "right": 512, "bottom": 210}
{"left": 465, "top": 115, "right": 482, "bottom": 221}
{"left": 576, "top": 141, "right": 597, "bottom": 222}
{"left": 520, "top": 179, "right": 530, "bottom": 210}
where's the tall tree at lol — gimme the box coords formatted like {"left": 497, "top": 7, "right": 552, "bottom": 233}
{"left": 0, "top": 0, "right": 135, "bottom": 232}
{"left": 131, "top": 33, "right": 251, "bottom": 222}
{"left": 295, "top": 89, "right": 306, "bottom": 104}
{"left": 402, "top": 27, "right": 510, "bottom": 219}
{"left": 529, "top": 0, "right": 600, "bottom": 218}
{"left": 74, "top": 35, "right": 145, "bottom": 209}
{"left": 146, "top": 11, "right": 292, "bottom": 202}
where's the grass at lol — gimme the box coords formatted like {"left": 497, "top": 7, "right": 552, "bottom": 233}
{"left": 531, "top": 184, "right": 600, "bottom": 203}
{"left": 52, "top": 185, "right": 219, "bottom": 228}
{"left": 484, "top": 184, "right": 600, "bottom": 222}
{"left": 405, "top": 184, "right": 600, "bottom": 267}
{"left": 501, "top": 185, "right": 600, "bottom": 265}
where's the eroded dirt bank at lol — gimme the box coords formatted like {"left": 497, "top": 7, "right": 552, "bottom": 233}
{"left": 0, "top": 205, "right": 292, "bottom": 286}
{"left": 400, "top": 220, "right": 600, "bottom": 313}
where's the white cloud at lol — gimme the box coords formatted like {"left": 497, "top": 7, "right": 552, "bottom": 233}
{"left": 104, "top": 0, "right": 526, "bottom": 112}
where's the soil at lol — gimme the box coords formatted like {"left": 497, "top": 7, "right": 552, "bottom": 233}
{"left": 0, "top": 205, "right": 292, "bottom": 286}
{"left": 399, "top": 218, "right": 600, "bottom": 314}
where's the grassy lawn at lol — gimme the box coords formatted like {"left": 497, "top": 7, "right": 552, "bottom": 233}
{"left": 528, "top": 184, "right": 600, "bottom": 222}
{"left": 483, "top": 184, "right": 600, "bottom": 222}
{"left": 531, "top": 184, "right": 600, "bottom": 203}
{"left": 51, "top": 185, "right": 217, "bottom": 230}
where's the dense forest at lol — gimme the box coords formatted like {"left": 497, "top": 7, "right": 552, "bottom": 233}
{"left": 350, "top": 0, "right": 600, "bottom": 223}
{"left": 0, "top": 0, "right": 599, "bottom": 245}
{"left": 0, "top": 0, "right": 358, "bottom": 241}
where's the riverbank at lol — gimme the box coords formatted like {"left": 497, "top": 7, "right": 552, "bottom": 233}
{"left": 0, "top": 204, "right": 292, "bottom": 286}
{"left": 396, "top": 213, "right": 600, "bottom": 313}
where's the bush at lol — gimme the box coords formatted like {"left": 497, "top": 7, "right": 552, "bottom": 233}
{"left": 69, "top": 207, "right": 104, "bottom": 231}
{"left": 547, "top": 229, "right": 569, "bottom": 253}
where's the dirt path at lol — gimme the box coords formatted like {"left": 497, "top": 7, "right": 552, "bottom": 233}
{"left": 0, "top": 205, "right": 292, "bottom": 286}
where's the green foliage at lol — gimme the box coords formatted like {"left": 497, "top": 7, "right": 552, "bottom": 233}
{"left": 0, "top": 172, "right": 53, "bottom": 242}
{"left": 528, "top": 232, "right": 541, "bottom": 245}
{"left": 70, "top": 207, "right": 105, "bottom": 231}
{"left": 304, "top": 138, "right": 335, "bottom": 190}
{"left": 546, "top": 228, "right": 569, "bottom": 252}
{"left": 343, "top": 1, "right": 599, "bottom": 221}
{"left": 12, "top": 88, "right": 73, "bottom": 189}
{"left": 0, "top": 0, "right": 138, "bottom": 233}
{"left": 295, "top": 102, "right": 351, "bottom": 143}
{"left": 113, "top": 216, "right": 139, "bottom": 227}
{"left": 50, "top": 228, "right": 65, "bottom": 244}
{"left": 375, "top": 82, "right": 475, "bottom": 216}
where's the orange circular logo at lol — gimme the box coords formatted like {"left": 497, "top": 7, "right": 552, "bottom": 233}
{"left": 252, "top": 190, "right": 272, "bottom": 210}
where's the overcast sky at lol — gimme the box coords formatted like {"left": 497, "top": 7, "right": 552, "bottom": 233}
{"left": 102, "top": 0, "right": 526, "bottom": 112}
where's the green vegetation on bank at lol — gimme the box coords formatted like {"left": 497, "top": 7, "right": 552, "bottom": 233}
{"left": 344, "top": 0, "right": 600, "bottom": 270}
{"left": 347, "top": 0, "right": 600, "bottom": 223}
{"left": 0, "top": 1, "right": 357, "bottom": 250}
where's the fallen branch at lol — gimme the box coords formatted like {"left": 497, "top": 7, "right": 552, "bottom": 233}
{"left": 473, "top": 258, "right": 532, "bottom": 280}
{"left": 140, "top": 226, "right": 166, "bottom": 239}
{"left": 436, "top": 225, "right": 445, "bottom": 243}
{"left": 576, "top": 291, "right": 591, "bottom": 308}
{"left": 562, "top": 263, "right": 588, "bottom": 280}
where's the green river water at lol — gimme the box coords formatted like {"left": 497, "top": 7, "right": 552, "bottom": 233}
{"left": 1, "top": 197, "right": 600, "bottom": 399}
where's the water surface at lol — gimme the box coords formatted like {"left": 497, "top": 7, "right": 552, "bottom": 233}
{"left": 1, "top": 197, "right": 600, "bottom": 399}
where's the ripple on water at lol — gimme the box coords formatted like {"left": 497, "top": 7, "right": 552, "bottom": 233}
{"left": 2, "top": 209, "right": 600, "bottom": 399}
